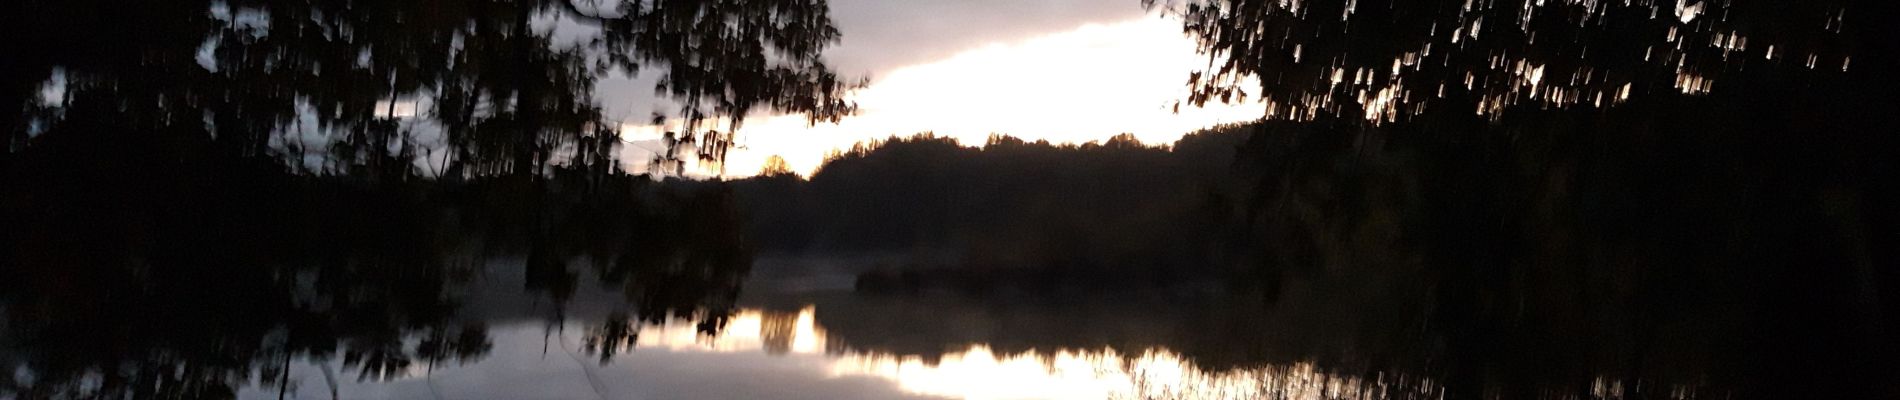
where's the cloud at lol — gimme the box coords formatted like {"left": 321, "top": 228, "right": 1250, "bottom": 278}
{"left": 822, "top": 0, "right": 1149, "bottom": 76}
{"left": 592, "top": 0, "right": 1151, "bottom": 120}
{"left": 704, "top": 18, "right": 1263, "bottom": 178}
{"left": 586, "top": 2, "right": 1261, "bottom": 179}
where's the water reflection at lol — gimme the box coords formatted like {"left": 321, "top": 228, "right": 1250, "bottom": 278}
{"left": 702, "top": 307, "right": 1442, "bottom": 400}
{"left": 587, "top": 301, "right": 1761, "bottom": 400}
{"left": 455, "top": 306, "right": 1453, "bottom": 400}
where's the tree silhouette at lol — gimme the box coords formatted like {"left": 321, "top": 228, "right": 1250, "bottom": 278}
{"left": 2, "top": 0, "right": 860, "bottom": 179}
{"left": 2, "top": 0, "right": 788, "bottom": 389}
{"left": 1145, "top": 0, "right": 1855, "bottom": 122}
{"left": 1141, "top": 0, "right": 1894, "bottom": 398}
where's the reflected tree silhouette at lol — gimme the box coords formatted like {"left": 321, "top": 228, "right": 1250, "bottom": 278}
{"left": 0, "top": 144, "right": 758, "bottom": 397}
{"left": 0, "top": 171, "right": 487, "bottom": 397}
{"left": 582, "top": 311, "right": 642, "bottom": 365}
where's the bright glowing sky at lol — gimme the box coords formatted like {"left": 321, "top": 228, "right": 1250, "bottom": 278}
{"left": 611, "top": 16, "right": 1266, "bottom": 178}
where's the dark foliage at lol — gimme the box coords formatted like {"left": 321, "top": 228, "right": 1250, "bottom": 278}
{"left": 0, "top": 141, "right": 752, "bottom": 397}
{"left": 1, "top": 0, "right": 857, "bottom": 177}
{"left": 1, "top": 0, "right": 815, "bottom": 396}
{"left": 1140, "top": 0, "right": 1899, "bottom": 397}
{"left": 733, "top": 129, "right": 1254, "bottom": 293}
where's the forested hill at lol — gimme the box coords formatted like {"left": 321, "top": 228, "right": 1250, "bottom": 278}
{"left": 730, "top": 127, "right": 1256, "bottom": 285}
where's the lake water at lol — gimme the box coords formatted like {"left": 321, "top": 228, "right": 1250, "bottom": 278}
{"left": 224, "top": 259, "right": 1445, "bottom": 400}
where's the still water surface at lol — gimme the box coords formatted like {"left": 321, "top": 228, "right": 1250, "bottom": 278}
{"left": 238, "top": 307, "right": 1393, "bottom": 400}
{"left": 223, "top": 261, "right": 1436, "bottom": 400}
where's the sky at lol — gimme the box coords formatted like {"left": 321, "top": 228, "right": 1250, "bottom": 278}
{"left": 592, "top": 0, "right": 1266, "bottom": 177}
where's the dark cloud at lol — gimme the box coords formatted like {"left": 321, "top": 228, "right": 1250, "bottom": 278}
{"left": 596, "top": 0, "right": 1147, "bottom": 119}
{"left": 822, "top": 0, "right": 1147, "bottom": 76}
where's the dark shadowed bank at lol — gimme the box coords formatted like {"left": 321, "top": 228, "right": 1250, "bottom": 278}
{"left": 0, "top": 138, "right": 753, "bottom": 397}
